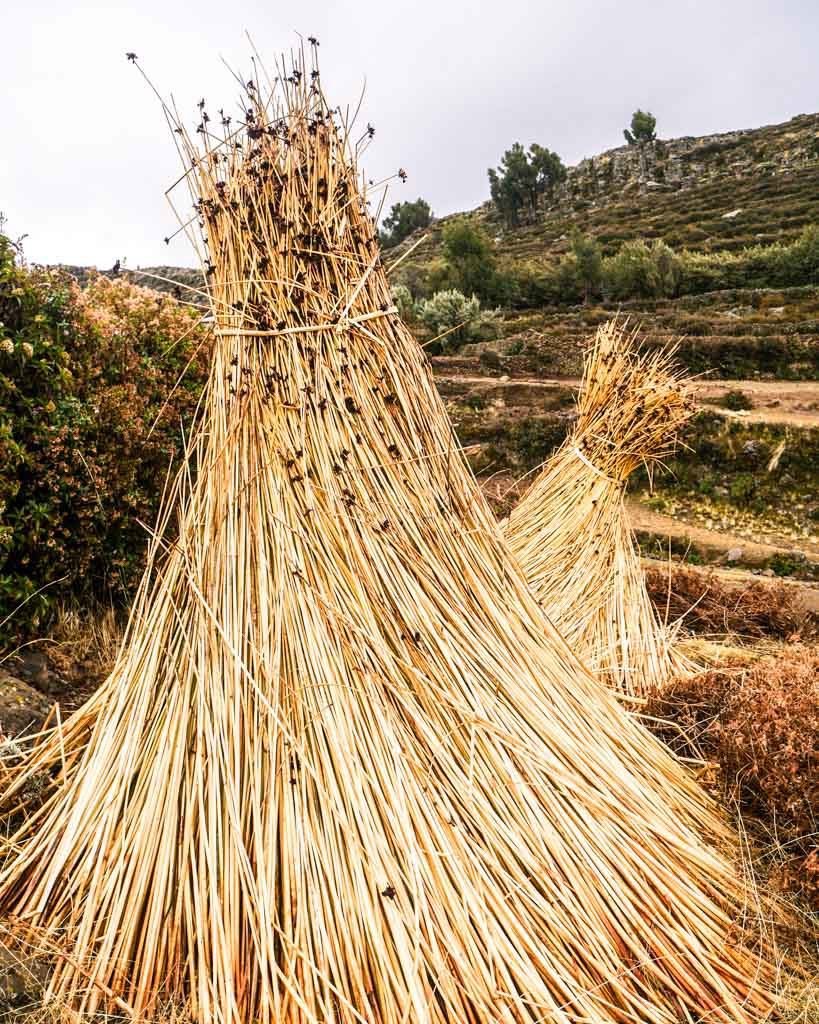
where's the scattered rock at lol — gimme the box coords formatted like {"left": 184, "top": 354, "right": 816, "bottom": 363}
{"left": 7, "top": 649, "right": 63, "bottom": 696}
{"left": 0, "top": 941, "right": 48, "bottom": 1009}
{"left": 722, "top": 208, "right": 743, "bottom": 219}
{"left": 0, "top": 671, "right": 53, "bottom": 737}
{"left": 724, "top": 547, "right": 745, "bottom": 563}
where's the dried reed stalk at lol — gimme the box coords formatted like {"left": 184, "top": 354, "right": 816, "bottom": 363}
{"left": 506, "top": 321, "right": 697, "bottom": 696}
{"left": 0, "top": 47, "right": 776, "bottom": 1023}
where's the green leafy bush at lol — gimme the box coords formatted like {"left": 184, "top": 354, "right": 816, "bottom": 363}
{"left": 602, "top": 239, "right": 682, "bottom": 299}
{"left": 679, "top": 226, "right": 819, "bottom": 293}
{"left": 441, "top": 219, "right": 497, "bottom": 301}
{"left": 391, "top": 259, "right": 451, "bottom": 302}
{"left": 491, "top": 261, "right": 557, "bottom": 308}
{"left": 718, "top": 389, "right": 753, "bottom": 411}
{"left": 570, "top": 232, "right": 603, "bottom": 302}
{"left": 552, "top": 254, "right": 584, "bottom": 305}
{"left": 390, "top": 283, "right": 417, "bottom": 323}
{"left": 418, "top": 289, "right": 500, "bottom": 351}
{"left": 0, "top": 236, "right": 208, "bottom": 641}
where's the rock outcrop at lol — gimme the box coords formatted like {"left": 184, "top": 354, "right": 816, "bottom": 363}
{"left": 551, "top": 113, "right": 819, "bottom": 212}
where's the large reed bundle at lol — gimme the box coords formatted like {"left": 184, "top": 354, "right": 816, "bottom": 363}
{"left": 0, "top": 48, "right": 775, "bottom": 1023}
{"left": 506, "top": 321, "right": 696, "bottom": 697}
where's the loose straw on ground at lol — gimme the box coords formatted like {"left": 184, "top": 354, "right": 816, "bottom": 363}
{"left": 0, "top": 46, "right": 776, "bottom": 1024}
{"left": 506, "top": 320, "right": 698, "bottom": 697}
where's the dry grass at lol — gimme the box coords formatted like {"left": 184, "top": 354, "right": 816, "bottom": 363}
{"left": 645, "top": 563, "right": 813, "bottom": 641}
{"left": 506, "top": 320, "right": 697, "bottom": 696}
{"left": 0, "top": 46, "right": 786, "bottom": 1024}
{"left": 647, "top": 646, "right": 819, "bottom": 908}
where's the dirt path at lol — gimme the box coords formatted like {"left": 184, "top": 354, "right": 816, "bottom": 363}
{"left": 435, "top": 372, "right": 819, "bottom": 428}
{"left": 696, "top": 379, "right": 819, "bottom": 428}
{"left": 436, "top": 373, "right": 581, "bottom": 391}
{"left": 628, "top": 500, "right": 819, "bottom": 562}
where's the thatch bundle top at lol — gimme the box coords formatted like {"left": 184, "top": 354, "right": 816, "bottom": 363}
{"left": 567, "top": 320, "right": 695, "bottom": 481}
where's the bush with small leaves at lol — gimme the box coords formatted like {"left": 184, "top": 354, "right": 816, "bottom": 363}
{"left": 603, "top": 239, "right": 682, "bottom": 300}
{"left": 0, "top": 234, "right": 209, "bottom": 642}
{"left": 718, "top": 389, "right": 754, "bottom": 411}
{"left": 390, "top": 284, "right": 417, "bottom": 323}
{"left": 570, "top": 233, "right": 603, "bottom": 302}
{"left": 418, "top": 289, "right": 500, "bottom": 351}
{"left": 441, "top": 219, "right": 497, "bottom": 302}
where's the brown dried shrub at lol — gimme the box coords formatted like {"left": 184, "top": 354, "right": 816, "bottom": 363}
{"left": 645, "top": 562, "right": 811, "bottom": 639}
{"left": 647, "top": 646, "right": 819, "bottom": 905}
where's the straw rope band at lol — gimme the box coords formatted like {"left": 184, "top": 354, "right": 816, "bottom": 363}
{"left": 569, "top": 445, "right": 621, "bottom": 486}
{"left": 213, "top": 306, "right": 398, "bottom": 337}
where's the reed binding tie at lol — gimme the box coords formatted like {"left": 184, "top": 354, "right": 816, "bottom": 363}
{"left": 569, "top": 445, "right": 621, "bottom": 486}
{"left": 214, "top": 306, "right": 398, "bottom": 337}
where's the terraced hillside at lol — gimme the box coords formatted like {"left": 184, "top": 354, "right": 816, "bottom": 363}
{"left": 384, "top": 113, "right": 819, "bottom": 388}
{"left": 438, "top": 367, "right": 819, "bottom": 581}
{"left": 392, "top": 112, "right": 819, "bottom": 264}
{"left": 460, "top": 286, "right": 819, "bottom": 378}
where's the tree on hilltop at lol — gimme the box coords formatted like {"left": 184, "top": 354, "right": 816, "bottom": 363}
{"left": 379, "top": 198, "right": 432, "bottom": 249}
{"left": 624, "top": 109, "right": 657, "bottom": 145}
{"left": 488, "top": 143, "right": 566, "bottom": 227}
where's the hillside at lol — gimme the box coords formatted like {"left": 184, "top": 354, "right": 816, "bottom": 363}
{"left": 52, "top": 113, "right": 819, "bottom": 381}
{"left": 380, "top": 112, "right": 819, "bottom": 385}
{"left": 392, "top": 111, "right": 819, "bottom": 263}
{"left": 383, "top": 112, "right": 819, "bottom": 584}
{"left": 54, "top": 263, "right": 204, "bottom": 296}
{"left": 56, "top": 113, "right": 819, "bottom": 297}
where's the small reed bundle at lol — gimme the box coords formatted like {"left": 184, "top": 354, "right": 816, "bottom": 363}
{"left": 0, "top": 48, "right": 775, "bottom": 1024}
{"left": 506, "top": 320, "right": 696, "bottom": 697}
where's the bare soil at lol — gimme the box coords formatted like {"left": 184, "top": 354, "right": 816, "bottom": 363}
{"left": 436, "top": 370, "right": 819, "bottom": 429}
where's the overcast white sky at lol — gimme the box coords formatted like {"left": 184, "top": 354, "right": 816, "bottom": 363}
{"left": 2, "top": 0, "right": 818, "bottom": 268}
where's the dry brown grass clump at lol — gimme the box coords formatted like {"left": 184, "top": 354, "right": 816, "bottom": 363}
{"left": 645, "top": 563, "right": 812, "bottom": 641}
{"left": 0, "top": 47, "right": 781, "bottom": 1024}
{"left": 647, "top": 646, "right": 819, "bottom": 906}
{"left": 506, "top": 320, "right": 697, "bottom": 696}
